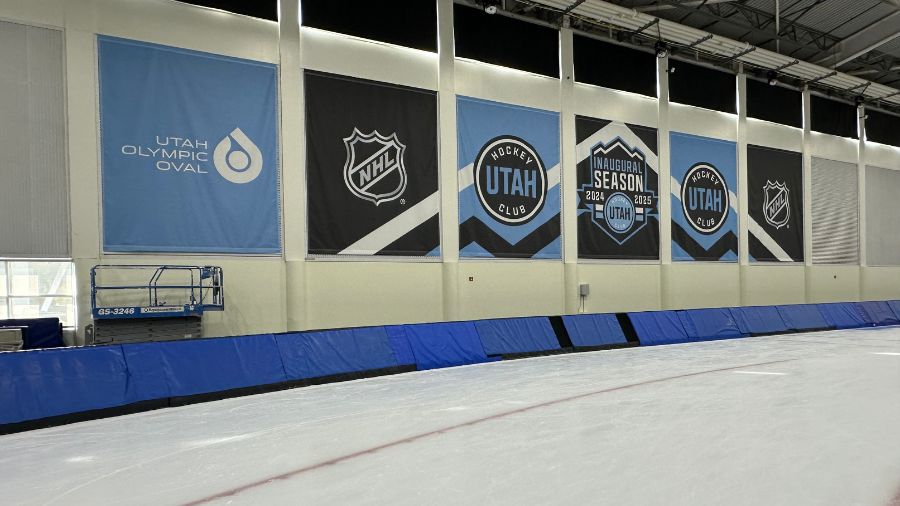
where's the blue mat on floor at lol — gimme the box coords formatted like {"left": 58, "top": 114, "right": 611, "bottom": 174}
{"left": 776, "top": 304, "right": 831, "bottom": 331}
{"left": 678, "top": 308, "right": 747, "bottom": 341}
{"left": 857, "top": 301, "right": 900, "bottom": 326}
{"left": 473, "top": 317, "right": 560, "bottom": 355}
{"left": 386, "top": 322, "right": 492, "bottom": 370}
{"left": 561, "top": 314, "right": 628, "bottom": 347}
{"left": 627, "top": 311, "right": 689, "bottom": 345}
{"left": 817, "top": 303, "right": 870, "bottom": 329}
{"left": 729, "top": 306, "right": 789, "bottom": 335}
{"left": 276, "top": 327, "right": 399, "bottom": 380}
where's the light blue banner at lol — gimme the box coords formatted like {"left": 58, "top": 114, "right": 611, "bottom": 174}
{"left": 99, "top": 36, "right": 280, "bottom": 253}
{"left": 670, "top": 132, "right": 738, "bottom": 262}
{"left": 457, "top": 96, "right": 561, "bottom": 259}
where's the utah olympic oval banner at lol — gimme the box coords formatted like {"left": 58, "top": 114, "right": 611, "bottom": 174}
{"left": 670, "top": 132, "right": 738, "bottom": 261}
{"left": 457, "top": 97, "right": 561, "bottom": 259}
{"left": 99, "top": 36, "right": 280, "bottom": 253}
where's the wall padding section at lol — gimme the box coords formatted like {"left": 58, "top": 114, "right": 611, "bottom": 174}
{"left": 123, "top": 335, "right": 287, "bottom": 401}
{"left": 0, "top": 346, "right": 129, "bottom": 425}
{"left": 473, "top": 317, "right": 560, "bottom": 355}
{"left": 628, "top": 311, "right": 689, "bottom": 346}
{"left": 275, "top": 328, "right": 400, "bottom": 380}
{"left": 561, "top": 314, "right": 628, "bottom": 347}
{"left": 386, "top": 322, "right": 490, "bottom": 370}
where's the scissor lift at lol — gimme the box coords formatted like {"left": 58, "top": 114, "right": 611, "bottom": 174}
{"left": 89, "top": 265, "right": 224, "bottom": 344}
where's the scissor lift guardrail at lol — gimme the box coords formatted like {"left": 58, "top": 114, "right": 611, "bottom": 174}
{"left": 89, "top": 265, "right": 224, "bottom": 344}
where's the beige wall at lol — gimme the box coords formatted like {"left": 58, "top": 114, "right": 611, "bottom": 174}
{"left": 3, "top": 0, "right": 900, "bottom": 345}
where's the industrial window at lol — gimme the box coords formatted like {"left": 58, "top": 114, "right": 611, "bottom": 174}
{"left": 811, "top": 95, "right": 858, "bottom": 139}
{"left": 668, "top": 59, "right": 736, "bottom": 114}
{"left": 746, "top": 78, "right": 802, "bottom": 128}
{"left": 175, "top": 1, "right": 278, "bottom": 21}
{"left": 302, "top": 0, "right": 438, "bottom": 52}
{"left": 865, "top": 108, "right": 900, "bottom": 147}
{"left": 811, "top": 157, "right": 859, "bottom": 265}
{"left": 454, "top": 4, "right": 559, "bottom": 78}
{"left": 0, "top": 21, "right": 68, "bottom": 258}
{"left": 0, "top": 261, "right": 75, "bottom": 326}
{"left": 573, "top": 35, "right": 657, "bottom": 97}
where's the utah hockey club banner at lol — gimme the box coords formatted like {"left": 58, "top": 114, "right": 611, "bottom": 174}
{"left": 670, "top": 132, "right": 738, "bottom": 261}
{"left": 99, "top": 36, "right": 280, "bottom": 253}
{"left": 748, "top": 145, "right": 803, "bottom": 262}
{"left": 457, "top": 96, "right": 560, "bottom": 259}
{"left": 576, "top": 116, "right": 659, "bottom": 260}
{"left": 305, "top": 71, "right": 439, "bottom": 256}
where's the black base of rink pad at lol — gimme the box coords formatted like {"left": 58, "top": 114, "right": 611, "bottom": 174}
{"left": 0, "top": 365, "right": 415, "bottom": 436}
{"left": 616, "top": 313, "right": 641, "bottom": 344}
{"left": 549, "top": 315, "right": 574, "bottom": 349}
{"left": 572, "top": 342, "right": 639, "bottom": 353}
{"left": 497, "top": 348, "right": 573, "bottom": 361}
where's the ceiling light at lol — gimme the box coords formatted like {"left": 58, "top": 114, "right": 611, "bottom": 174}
{"left": 655, "top": 41, "right": 669, "bottom": 59}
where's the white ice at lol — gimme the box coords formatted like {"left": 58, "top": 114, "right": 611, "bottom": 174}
{"left": 1, "top": 327, "right": 900, "bottom": 506}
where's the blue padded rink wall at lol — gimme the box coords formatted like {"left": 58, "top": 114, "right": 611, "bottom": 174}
{"left": 2, "top": 303, "right": 900, "bottom": 505}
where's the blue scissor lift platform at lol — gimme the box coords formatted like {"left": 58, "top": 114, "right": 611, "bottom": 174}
{"left": 89, "top": 265, "right": 224, "bottom": 344}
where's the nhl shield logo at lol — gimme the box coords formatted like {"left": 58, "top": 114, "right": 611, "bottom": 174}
{"left": 763, "top": 180, "right": 790, "bottom": 229}
{"left": 343, "top": 128, "right": 407, "bottom": 205}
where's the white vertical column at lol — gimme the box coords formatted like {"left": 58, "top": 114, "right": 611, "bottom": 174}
{"left": 802, "top": 86, "right": 813, "bottom": 301}
{"left": 858, "top": 104, "right": 868, "bottom": 298}
{"left": 281, "top": 0, "right": 307, "bottom": 330}
{"left": 736, "top": 70, "right": 749, "bottom": 305}
{"left": 65, "top": 1, "right": 102, "bottom": 344}
{"left": 437, "top": 0, "right": 459, "bottom": 321}
{"left": 560, "top": 24, "right": 579, "bottom": 314}
{"left": 657, "top": 54, "right": 672, "bottom": 309}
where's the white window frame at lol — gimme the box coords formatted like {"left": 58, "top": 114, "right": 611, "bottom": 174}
{"left": 0, "top": 258, "right": 76, "bottom": 327}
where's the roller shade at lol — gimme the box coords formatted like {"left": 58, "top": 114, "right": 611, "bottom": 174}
{"left": 811, "top": 157, "right": 859, "bottom": 264}
{"left": 865, "top": 165, "right": 900, "bottom": 266}
{"left": 0, "top": 21, "right": 67, "bottom": 258}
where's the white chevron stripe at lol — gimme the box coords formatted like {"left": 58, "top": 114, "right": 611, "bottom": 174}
{"left": 575, "top": 123, "right": 659, "bottom": 172}
{"left": 338, "top": 192, "right": 440, "bottom": 255}
{"left": 748, "top": 218, "right": 793, "bottom": 262}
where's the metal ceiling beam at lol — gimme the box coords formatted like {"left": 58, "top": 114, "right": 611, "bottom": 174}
{"left": 815, "top": 11, "right": 900, "bottom": 68}
{"left": 634, "top": 0, "right": 739, "bottom": 12}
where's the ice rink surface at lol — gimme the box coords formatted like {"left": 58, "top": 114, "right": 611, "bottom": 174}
{"left": 2, "top": 328, "right": 900, "bottom": 506}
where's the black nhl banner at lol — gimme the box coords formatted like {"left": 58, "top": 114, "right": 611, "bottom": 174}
{"left": 576, "top": 116, "right": 659, "bottom": 260}
{"left": 747, "top": 145, "right": 803, "bottom": 262}
{"left": 305, "top": 71, "right": 440, "bottom": 256}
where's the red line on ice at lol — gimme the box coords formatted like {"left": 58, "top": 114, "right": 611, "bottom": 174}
{"left": 182, "top": 358, "right": 795, "bottom": 505}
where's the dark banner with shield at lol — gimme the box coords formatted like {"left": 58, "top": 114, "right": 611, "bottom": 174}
{"left": 576, "top": 116, "right": 659, "bottom": 260}
{"left": 747, "top": 144, "right": 803, "bottom": 262}
{"left": 305, "top": 70, "right": 440, "bottom": 256}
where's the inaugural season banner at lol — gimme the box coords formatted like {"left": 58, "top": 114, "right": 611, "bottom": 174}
{"left": 576, "top": 116, "right": 659, "bottom": 260}
{"left": 457, "top": 97, "right": 560, "bottom": 259}
{"left": 748, "top": 145, "right": 803, "bottom": 262}
{"left": 99, "top": 36, "right": 280, "bottom": 253}
{"left": 670, "top": 132, "right": 738, "bottom": 261}
{"left": 305, "top": 71, "right": 439, "bottom": 256}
